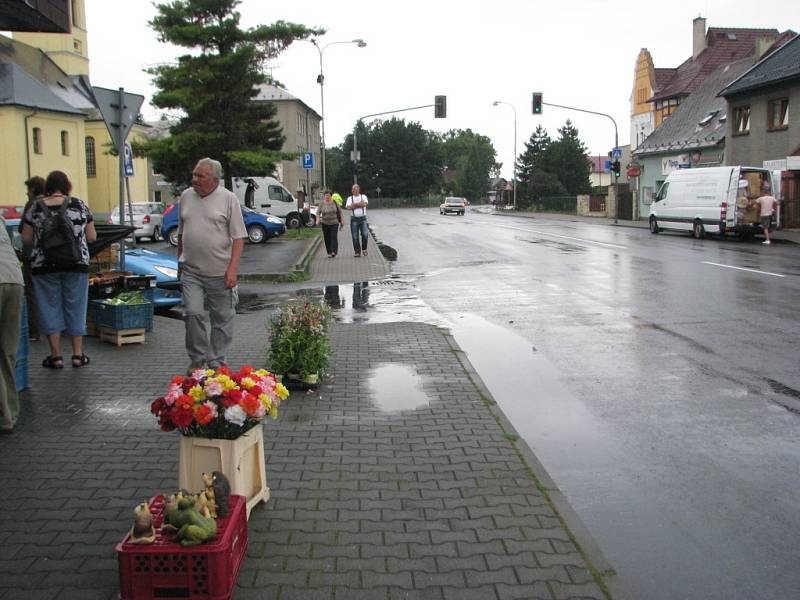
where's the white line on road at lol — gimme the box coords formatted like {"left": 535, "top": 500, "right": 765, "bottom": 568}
{"left": 701, "top": 261, "right": 786, "bottom": 278}
{"left": 496, "top": 223, "right": 628, "bottom": 250}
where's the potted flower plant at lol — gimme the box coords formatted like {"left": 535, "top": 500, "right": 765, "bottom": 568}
{"left": 151, "top": 365, "right": 289, "bottom": 516}
{"left": 268, "top": 302, "right": 332, "bottom": 386}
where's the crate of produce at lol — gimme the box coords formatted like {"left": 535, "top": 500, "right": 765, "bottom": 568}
{"left": 121, "top": 274, "right": 157, "bottom": 292}
{"left": 90, "top": 299, "right": 154, "bottom": 331}
{"left": 117, "top": 494, "right": 247, "bottom": 600}
{"left": 89, "top": 278, "right": 120, "bottom": 299}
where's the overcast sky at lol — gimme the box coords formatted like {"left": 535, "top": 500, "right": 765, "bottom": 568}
{"left": 77, "top": 0, "right": 800, "bottom": 178}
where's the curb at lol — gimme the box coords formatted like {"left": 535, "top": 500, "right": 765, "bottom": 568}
{"left": 238, "top": 235, "right": 321, "bottom": 283}
{"left": 442, "top": 330, "right": 632, "bottom": 600}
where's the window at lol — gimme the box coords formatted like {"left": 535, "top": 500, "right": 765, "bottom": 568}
{"left": 733, "top": 106, "right": 750, "bottom": 135}
{"left": 768, "top": 98, "right": 789, "bottom": 130}
{"left": 698, "top": 111, "right": 718, "bottom": 127}
{"left": 154, "top": 191, "right": 163, "bottom": 203}
{"left": 32, "top": 127, "right": 42, "bottom": 154}
{"left": 85, "top": 136, "right": 96, "bottom": 177}
{"left": 655, "top": 182, "right": 668, "bottom": 201}
{"left": 61, "top": 131, "right": 69, "bottom": 155}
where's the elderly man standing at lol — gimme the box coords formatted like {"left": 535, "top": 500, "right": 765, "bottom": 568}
{"left": 178, "top": 158, "right": 247, "bottom": 373}
{"left": 0, "top": 215, "right": 24, "bottom": 432}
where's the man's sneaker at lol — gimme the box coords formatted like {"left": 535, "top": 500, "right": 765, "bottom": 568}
{"left": 354, "top": 252, "right": 361, "bottom": 257}
{"left": 763, "top": 240, "right": 771, "bottom": 245}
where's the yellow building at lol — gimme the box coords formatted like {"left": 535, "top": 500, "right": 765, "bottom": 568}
{"left": 0, "top": 0, "right": 149, "bottom": 218}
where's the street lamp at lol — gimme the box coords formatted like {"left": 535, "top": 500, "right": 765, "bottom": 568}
{"left": 309, "top": 38, "right": 367, "bottom": 193}
{"left": 493, "top": 100, "right": 517, "bottom": 210}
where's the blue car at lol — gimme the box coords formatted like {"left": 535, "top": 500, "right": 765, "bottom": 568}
{"left": 122, "top": 247, "right": 182, "bottom": 307}
{"left": 162, "top": 202, "right": 286, "bottom": 246}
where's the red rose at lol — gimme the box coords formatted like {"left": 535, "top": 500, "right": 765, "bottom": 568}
{"left": 159, "top": 413, "right": 175, "bottom": 432}
{"left": 171, "top": 406, "right": 194, "bottom": 428}
{"left": 151, "top": 397, "right": 166, "bottom": 415}
{"left": 176, "top": 394, "right": 195, "bottom": 411}
{"left": 195, "top": 404, "right": 214, "bottom": 426}
{"left": 171, "top": 375, "right": 185, "bottom": 385}
{"left": 222, "top": 389, "right": 242, "bottom": 407}
{"left": 216, "top": 365, "right": 232, "bottom": 376}
{"left": 242, "top": 394, "right": 261, "bottom": 416}
{"left": 249, "top": 385, "right": 263, "bottom": 396}
{"left": 181, "top": 378, "right": 196, "bottom": 393}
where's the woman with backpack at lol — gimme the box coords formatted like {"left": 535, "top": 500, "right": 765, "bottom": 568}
{"left": 20, "top": 171, "right": 96, "bottom": 369}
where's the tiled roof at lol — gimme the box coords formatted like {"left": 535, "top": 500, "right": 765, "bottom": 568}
{"left": 651, "top": 27, "right": 778, "bottom": 102}
{"left": 654, "top": 68, "right": 677, "bottom": 90}
{"left": 635, "top": 57, "right": 753, "bottom": 156}
{"left": 588, "top": 155, "right": 607, "bottom": 173}
{"left": 719, "top": 33, "right": 800, "bottom": 97}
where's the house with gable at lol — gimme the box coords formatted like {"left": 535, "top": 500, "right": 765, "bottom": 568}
{"left": 719, "top": 33, "right": 800, "bottom": 227}
{"left": 630, "top": 17, "right": 779, "bottom": 151}
{"left": 0, "top": 0, "right": 150, "bottom": 217}
{"left": 632, "top": 57, "right": 753, "bottom": 217}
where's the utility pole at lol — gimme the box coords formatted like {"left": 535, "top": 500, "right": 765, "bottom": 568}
{"left": 535, "top": 99, "right": 620, "bottom": 223}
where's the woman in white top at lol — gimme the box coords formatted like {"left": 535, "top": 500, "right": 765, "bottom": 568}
{"left": 345, "top": 184, "right": 369, "bottom": 257}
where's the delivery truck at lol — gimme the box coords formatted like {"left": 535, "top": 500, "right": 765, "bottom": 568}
{"left": 231, "top": 177, "right": 313, "bottom": 228}
{"left": 648, "top": 166, "right": 778, "bottom": 240}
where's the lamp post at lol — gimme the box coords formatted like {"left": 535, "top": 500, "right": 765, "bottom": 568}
{"left": 309, "top": 38, "right": 366, "bottom": 193}
{"left": 493, "top": 100, "right": 517, "bottom": 210}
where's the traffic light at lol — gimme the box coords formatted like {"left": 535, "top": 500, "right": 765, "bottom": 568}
{"left": 532, "top": 92, "right": 543, "bottom": 114}
{"left": 434, "top": 95, "right": 447, "bottom": 118}
{"left": 611, "top": 160, "right": 621, "bottom": 178}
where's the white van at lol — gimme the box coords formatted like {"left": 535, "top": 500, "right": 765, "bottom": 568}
{"left": 648, "top": 166, "right": 776, "bottom": 239}
{"left": 231, "top": 177, "right": 310, "bottom": 228}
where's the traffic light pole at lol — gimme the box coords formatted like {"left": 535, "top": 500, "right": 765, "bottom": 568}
{"left": 351, "top": 104, "right": 434, "bottom": 184}
{"left": 541, "top": 102, "right": 620, "bottom": 223}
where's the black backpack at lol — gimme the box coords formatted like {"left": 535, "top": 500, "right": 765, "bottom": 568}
{"left": 37, "top": 197, "right": 81, "bottom": 267}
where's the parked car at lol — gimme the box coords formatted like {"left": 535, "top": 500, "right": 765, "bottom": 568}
{"left": 440, "top": 197, "right": 467, "bottom": 215}
{"left": 0, "top": 205, "right": 25, "bottom": 220}
{"left": 108, "top": 203, "right": 165, "bottom": 242}
{"left": 122, "top": 247, "right": 182, "bottom": 307}
{"left": 161, "top": 202, "right": 286, "bottom": 246}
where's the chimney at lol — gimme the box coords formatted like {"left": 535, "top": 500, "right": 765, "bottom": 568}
{"left": 754, "top": 35, "right": 776, "bottom": 60}
{"left": 693, "top": 16, "right": 707, "bottom": 60}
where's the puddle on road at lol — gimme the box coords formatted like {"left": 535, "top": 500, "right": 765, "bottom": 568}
{"left": 448, "top": 313, "right": 621, "bottom": 477}
{"left": 368, "top": 363, "right": 429, "bottom": 412}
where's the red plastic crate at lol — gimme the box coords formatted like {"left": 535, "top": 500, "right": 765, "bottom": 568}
{"left": 117, "top": 494, "right": 247, "bottom": 600}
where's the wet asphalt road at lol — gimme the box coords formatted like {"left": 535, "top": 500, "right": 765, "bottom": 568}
{"left": 362, "top": 207, "right": 800, "bottom": 600}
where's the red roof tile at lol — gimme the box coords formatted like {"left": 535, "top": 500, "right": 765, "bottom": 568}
{"left": 651, "top": 27, "right": 779, "bottom": 102}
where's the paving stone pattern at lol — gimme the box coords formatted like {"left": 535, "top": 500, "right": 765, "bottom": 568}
{"left": 0, "top": 236, "right": 609, "bottom": 599}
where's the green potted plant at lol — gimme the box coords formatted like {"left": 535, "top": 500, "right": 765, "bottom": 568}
{"left": 268, "top": 302, "right": 332, "bottom": 385}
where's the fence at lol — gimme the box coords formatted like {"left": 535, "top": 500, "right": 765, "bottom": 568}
{"left": 532, "top": 196, "right": 577, "bottom": 214}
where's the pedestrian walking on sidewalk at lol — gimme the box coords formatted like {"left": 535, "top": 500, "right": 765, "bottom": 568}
{"left": 177, "top": 158, "right": 247, "bottom": 373}
{"left": 318, "top": 191, "right": 343, "bottom": 258}
{"left": 755, "top": 184, "right": 778, "bottom": 245}
{"left": 0, "top": 215, "right": 24, "bottom": 432}
{"left": 19, "top": 176, "right": 45, "bottom": 341}
{"left": 20, "top": 170, "right": 96, "bottom": 370}
{"left": 346, "top": 184, "right": 369, "bottom": 257}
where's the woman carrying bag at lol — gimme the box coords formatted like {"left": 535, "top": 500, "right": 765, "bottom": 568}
{"left": 318, "top": 190, "right": 343, "bottom": 258}
{"left": 20, "top": 170, "right": 96, "bottom": 369}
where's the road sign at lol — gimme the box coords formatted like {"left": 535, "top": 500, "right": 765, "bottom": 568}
{"left": 612, "top": 147, "right": 622, "bottom": 160}
{"left": 627, "top": 164, "right": 641, "bottom": 178}
{"left": 302, "top": 152, "right": 314, "bottom": 169}
{"left": 92, "top": 86, "right": 144, "bottom": 151}
{"left": 604, "top": 159, "right": 612, "bottom": 172}
{"left": 123, "top": 143, "right": 134, "bottom": 177}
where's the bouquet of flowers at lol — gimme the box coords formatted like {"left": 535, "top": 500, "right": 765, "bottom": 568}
{"left": 268, "top": 302, "right": 332, "bottom": 380}
{"left": 151, "top": 365, "right": 289, "bottom": 440}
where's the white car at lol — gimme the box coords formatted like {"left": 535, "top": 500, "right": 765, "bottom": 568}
{"left": 108, "top": 202, "right": 165, "bottom": 242}
{"left": 440, "top": 197, "right": 467, "bottom": 215}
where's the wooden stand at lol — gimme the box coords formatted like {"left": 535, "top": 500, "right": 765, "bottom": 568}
{"left": 98, "top": 326, "right": 146, "bottom": 346}
{"left": 178, "top": 426, "right": 269, "bottom": 519}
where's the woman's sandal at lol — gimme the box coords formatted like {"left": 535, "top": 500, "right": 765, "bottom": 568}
{"left": 71, "top": 354, "right": 90, "bottom": 368}
{"left": 42, "top": 355, "right": 64, "bottom": 369}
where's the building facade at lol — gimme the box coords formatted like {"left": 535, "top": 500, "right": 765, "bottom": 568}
{"left": 720, "top": 34, "right": 800, "bottom": 227}
{"left": 1, "top": 0, "right": 149, "bottom": 218}
{"left": 253, "top": 84, "right": 322, "bottom": 200}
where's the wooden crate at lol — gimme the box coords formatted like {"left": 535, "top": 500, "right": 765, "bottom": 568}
{"left": 98, "top": 326, "right": 146, "bottom": 346}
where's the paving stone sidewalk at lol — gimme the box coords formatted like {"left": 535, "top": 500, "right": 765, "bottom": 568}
{"left": 0, "top": 228, "right": 621, "bottom": 600}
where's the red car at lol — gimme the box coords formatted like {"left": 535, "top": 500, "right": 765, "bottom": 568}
{"left": 0, "top": 205, "right": 24, "bottom": 219}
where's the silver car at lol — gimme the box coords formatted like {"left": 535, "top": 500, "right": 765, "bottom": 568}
{"left": 108, "top": 202, "right": 165, "bottom": 242}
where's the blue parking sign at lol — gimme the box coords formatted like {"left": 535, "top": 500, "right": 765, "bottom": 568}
{"left": 302, "top": 152, "right": 314, "bottom": 169}
{"left": 123, "top": 143, "right": 135, "bottom": 177}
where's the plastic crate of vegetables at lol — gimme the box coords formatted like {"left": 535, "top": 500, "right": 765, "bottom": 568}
{"left": 90, "top": 291, "right": 154, "bottom": 331}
